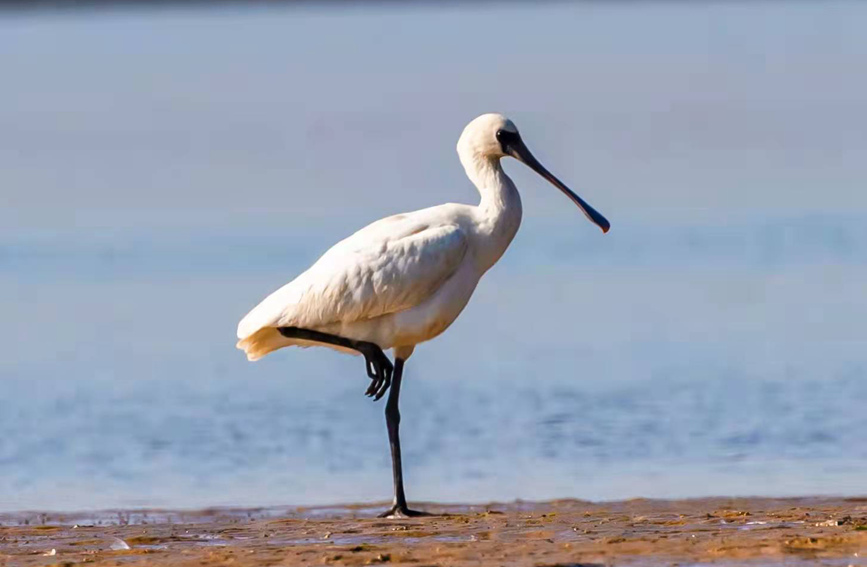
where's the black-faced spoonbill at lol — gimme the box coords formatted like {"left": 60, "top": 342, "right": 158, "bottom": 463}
{"left": 237, "top": 113, "right": 610, "bottom": 517}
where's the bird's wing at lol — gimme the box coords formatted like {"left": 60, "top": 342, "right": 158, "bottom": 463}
{"left": 237, "top": 219, "right": 468, "bottom": 339}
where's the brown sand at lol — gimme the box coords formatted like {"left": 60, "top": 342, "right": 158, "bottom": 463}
{"left": 2, "top": 497, "right": 866, "bottom": 566}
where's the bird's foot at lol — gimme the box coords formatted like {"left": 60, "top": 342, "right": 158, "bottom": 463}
{"left": 359, "top": 344, "right": 393, "bottom": 401}
{"left": 377, "top": 504, "right": 431, "bottom": 519}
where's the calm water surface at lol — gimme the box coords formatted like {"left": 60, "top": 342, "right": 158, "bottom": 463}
{"left": 1, "top": 2, "right": 866, "bottom": 511}
{"left": 2, "top": 214, "right": 866, "bottom": 512}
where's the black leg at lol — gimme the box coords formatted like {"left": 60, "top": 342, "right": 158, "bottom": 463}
{"left": 378, "top": 358, "right": 429, "bottom": 518}
{"left": 277, "top": 327, "right": 393, "bottom": 400}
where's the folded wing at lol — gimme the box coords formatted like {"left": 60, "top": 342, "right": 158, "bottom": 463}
{"left": 237, "top": 221, "right": 469, "bottom": 340}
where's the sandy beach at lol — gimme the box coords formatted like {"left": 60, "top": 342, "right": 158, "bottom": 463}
{"left": 2, "top": 497, "right": 866, "bottom": 566}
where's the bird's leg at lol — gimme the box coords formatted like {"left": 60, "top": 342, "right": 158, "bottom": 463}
{"left": 378, "top": 358, "right": 429, "bottom": 519}
{"left": 277, "top": 327, "right": 393, "bottom": 399}
{"left": 277, "top": 328, "right": 424, "bottom": 516}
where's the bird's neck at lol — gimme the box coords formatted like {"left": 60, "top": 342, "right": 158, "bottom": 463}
{"left": 462, "top": 154, "right": 523, "bottom": 272}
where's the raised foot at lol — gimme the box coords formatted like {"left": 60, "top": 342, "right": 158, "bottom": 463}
{"left": 359, "top": 344, "right": 393, "bottom": 401}
{"left": 377, "top": 505, "right": 431, "bottom": 519}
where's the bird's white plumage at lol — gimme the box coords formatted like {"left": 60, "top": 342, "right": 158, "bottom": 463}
{"left": 236, "top": 113, "right": 603, "bottom": 362}
{"left": 238, "top": 213, "right": 468, "bottom": 338}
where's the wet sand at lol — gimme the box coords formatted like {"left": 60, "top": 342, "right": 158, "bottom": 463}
{"left": 2, "top": 497, "right": 866, "bottom": 566}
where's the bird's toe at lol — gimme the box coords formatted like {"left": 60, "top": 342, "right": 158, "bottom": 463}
{"left": 365, "top": 376, "right": 381, "bottom": 397}
{"left": 377, "top": 505, "right": 431, "bottom": 519}
{"left": 373, "top": 372, "right": 391, "bottom": 401}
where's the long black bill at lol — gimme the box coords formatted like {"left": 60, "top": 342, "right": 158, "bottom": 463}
{"left": 509, "top": 142, "right": 610, "bottom": 233}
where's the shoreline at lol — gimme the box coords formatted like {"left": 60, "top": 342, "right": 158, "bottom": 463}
{"left": 2, "top": 496, "right": 866, "bottom": 566}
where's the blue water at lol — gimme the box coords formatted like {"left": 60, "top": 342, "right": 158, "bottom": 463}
{"left": 2, "top": 2, "right": 867, "bottom": 512}
{"left": 2, "top": 214, "right": 866, "bottom": 512}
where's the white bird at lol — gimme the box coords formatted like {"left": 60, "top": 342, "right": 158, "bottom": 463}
{"left": 236, "top": 113, "right": 609, "bottom": 517}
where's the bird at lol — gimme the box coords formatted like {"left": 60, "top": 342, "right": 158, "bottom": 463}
{"left": 236, "top": 113, "right": 609, "bottom": 518}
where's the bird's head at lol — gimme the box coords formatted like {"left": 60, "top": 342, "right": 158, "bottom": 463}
{"left": 456, "top": 113, "right": 519, "bottom": 159}
{"left": 457, "top": 113, "right": 610, "bottom": 234}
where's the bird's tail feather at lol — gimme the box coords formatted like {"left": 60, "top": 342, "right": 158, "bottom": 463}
{"left": 236, "top": 327, "right": 289, "bottom": 361}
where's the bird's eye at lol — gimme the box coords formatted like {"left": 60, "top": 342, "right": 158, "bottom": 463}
{"left": 496, "top": 129, "right": 518, "bottom": 153}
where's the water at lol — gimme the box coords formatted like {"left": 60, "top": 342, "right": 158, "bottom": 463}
{"left": 2, "top": 214, "right": 865, "bottom": 512}
{"left": 1, "top": 2, "right": 867, "bottom": 512}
